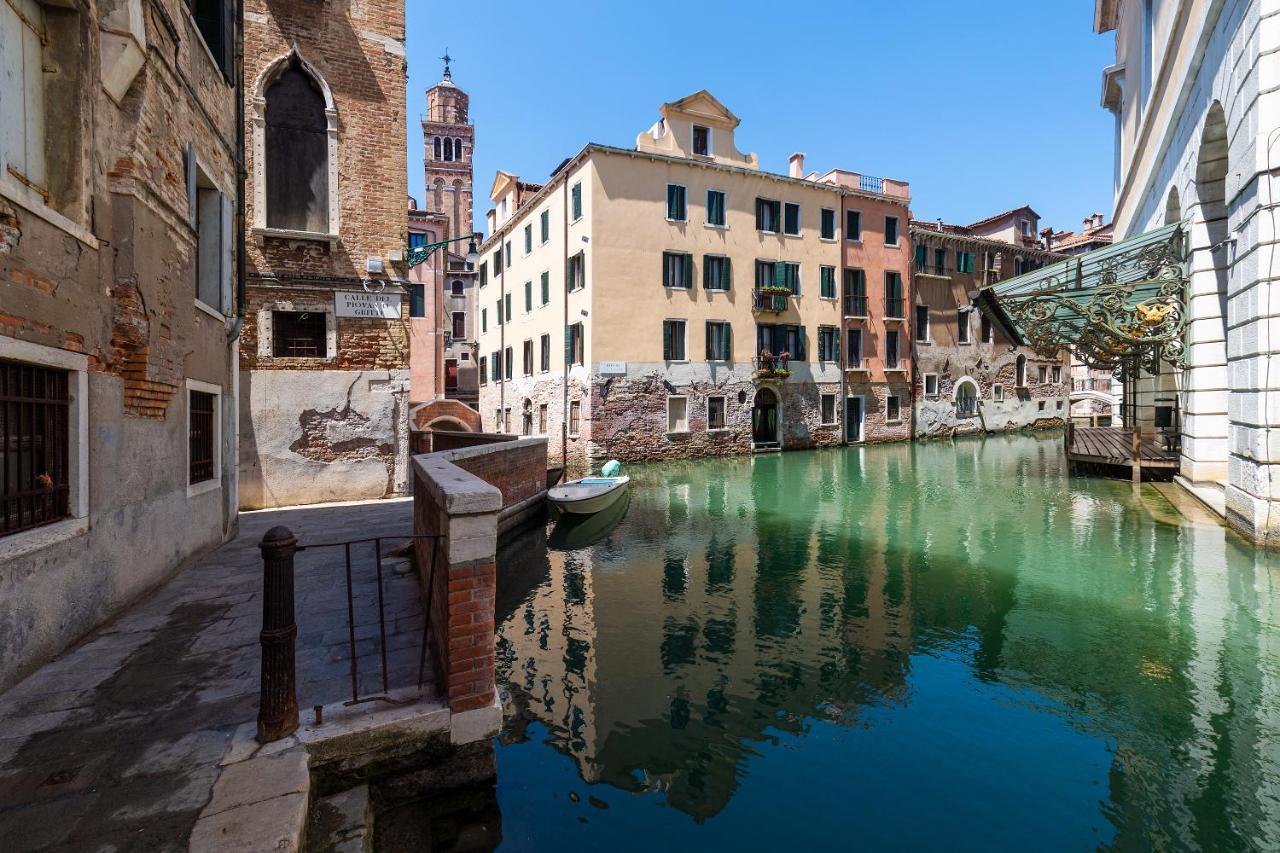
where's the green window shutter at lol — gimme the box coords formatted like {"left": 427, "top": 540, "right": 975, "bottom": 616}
{"left": 505, "top": 293, "right": 512, "bottom": 320}
{"left": 481, "top": 308, "right": 487, "bottom": 333}
{"left": 773, "top": 261, "right": 785, "bottom": 289}
{"left": 721, "top": 257, "right": 731, "bottom": 291}
{"left": 702, "top": 256, "right": 711, "bottom": 290}
{"left": 541, "top": 271, "right": 549, "bottom": 303}
{"left": 525, "top": 281, "right": 532, "bottom": 311}
{"left": 915, "top": 245, "right": 926, "bottom": 268}
{"left": 704, "top": 321, "right": 713, "bottom": 360}
{"left": 683, "top": 254, "right": 693, "bottom": 289}
{"left": 663, "top": 321, "right": 673, "bottom": 359}
{"left": 662, "top": 253, "right": 671, "bottom": 288}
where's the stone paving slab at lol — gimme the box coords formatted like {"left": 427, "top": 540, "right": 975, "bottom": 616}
{"left": 0, "top": 498, "right": 430, "bottom": 851}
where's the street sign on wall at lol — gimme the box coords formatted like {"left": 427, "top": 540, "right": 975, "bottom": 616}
{"left": 335, "top": 291, "right": 402, "bottom": 319}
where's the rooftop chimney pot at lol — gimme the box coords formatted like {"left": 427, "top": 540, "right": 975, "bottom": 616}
{"left": 789, "top": 152, "right": 805, "bottom": 179}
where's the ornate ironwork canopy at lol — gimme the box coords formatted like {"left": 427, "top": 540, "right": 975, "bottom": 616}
{"left": 976, "top": 222, "right": 1188, "bottom": 380}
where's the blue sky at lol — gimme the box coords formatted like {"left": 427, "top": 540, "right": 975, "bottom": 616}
{"left": 405, "top": 0, "right": 1116, "bottom": 237}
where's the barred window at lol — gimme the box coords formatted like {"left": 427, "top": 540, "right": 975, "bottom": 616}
{"left": 189, "top": 390, "right": 216, "bottom": 484}
{"left": 272, "top": 311, "right": 327, "bottom": 357}
{"left": 1, "top": 359, "right": 70, "bottom": 537}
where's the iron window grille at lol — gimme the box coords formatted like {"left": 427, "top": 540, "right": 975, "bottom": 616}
{"left": 1, "top": 359, "right": 70, "bottom": 537}
{"left": 272, "top": 311, "right": 327, "bottom": 357}
{"left": 189, "top": 390, "right": 216, "bottom": 484}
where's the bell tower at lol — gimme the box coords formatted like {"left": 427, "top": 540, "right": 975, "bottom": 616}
{"left": 422, "top": 51, "right": 474, "bottom": 240}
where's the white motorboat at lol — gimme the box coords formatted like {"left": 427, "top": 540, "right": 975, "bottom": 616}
{"left": 547, "top": 475, "right": 630, "bottom": 515}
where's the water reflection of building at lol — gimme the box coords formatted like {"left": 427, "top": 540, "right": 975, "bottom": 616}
{"left": 498, "top": 450, "right": 921, "bottom": 820}
{"left": 498, "top": 437, "right": 1280, "bottom": 845}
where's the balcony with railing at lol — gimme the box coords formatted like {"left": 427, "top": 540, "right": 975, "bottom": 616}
{"left": 843, "top": 294, "right": 868, "bottom": 318}
{"left": 753, "top": 289, "right": 792, "bottom": 313}
{"left": 820, "top": 169, "right": 911, "bottom": 201}
{"left": 884, "top": 298, "right": 905, "bottom": 320}
{"left": 753, "top": 351, "right": 792, "bottom": 380}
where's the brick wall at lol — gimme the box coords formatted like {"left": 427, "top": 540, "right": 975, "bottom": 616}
{"left": 411, "top": 438, "right": 548, "bottom": 714}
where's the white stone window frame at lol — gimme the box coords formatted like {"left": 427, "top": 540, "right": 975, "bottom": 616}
{"left": 691, "top": 123, "right": 713, "bottom": 157}
{"left": 845, "top": 208, "right": 863, "bottom": 243}
{"left": 250, "top": 48, "right": 340, "bottom": 247}
{"left": 0, "top": 336, "right": 89, "bottom": 561}
{"left": 568, "top": 399, "right": 582, "bottom": 438}
{"left": 819, "top": 207, "right": 838, "bottom": 242}
{"left": 923, "top": 373, "right": 939, "bottom": 398}
{"left": 884, "top": 215, "right": 901, "bottom": 247}
{"left": 953, "top": 375, "right": 981, "bottom": 417}
{"left": 186, "top": 378, "right": 223, "bottom": 498}
{"left": 782, "top": 201, "right": 802, "bottom": 237}
{"left": 819, "top": 392, "right": 838, "bottom": 427}
{"left": 885, "top": 394, "right": 902, "bottom": 424}
{"left": 993, "top": 383, "right": 1006, "bottom": 402}
{"left": 663, "top": 318, "right": 689, "bottom": 363}
{"left": 706, "top": 394, "right": 728, "bottom": 432}
{"left": 257, "top": 300, "right": 338, "bottom": 362}
{"left": 705, "top": 188, "right": 728, "bottom": 230}
{"left": 666, "top": 394, "right": 689, "bottom": 434}
{"left": 665, "top": 182, "right": 688, "bottom": 223}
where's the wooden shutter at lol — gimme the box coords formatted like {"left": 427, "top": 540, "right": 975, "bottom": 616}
{"left": 662, "top": 253, "right": 670, "bottom": 288}
{"left": 219, "top": 192, "right": 233, "bottom": 312}
{"left": 773, "top": 261, "right": 785, "bottom": 289}
{"left": 683, "top": 254, "right": 693, "bottom": 289}
{"left": 663, "top": 321, "right": 673, "bottom": 359}
{"left": 721, "top": 257, "right": 731, "bottom": 291}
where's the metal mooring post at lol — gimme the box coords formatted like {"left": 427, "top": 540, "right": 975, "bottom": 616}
{"left": 257, "top": 525, "right": 299, "bottom": 743}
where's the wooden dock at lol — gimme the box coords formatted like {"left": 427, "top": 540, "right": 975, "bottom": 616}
{"left": 1066, "top": 425, "right": 1179, "bottom": 482}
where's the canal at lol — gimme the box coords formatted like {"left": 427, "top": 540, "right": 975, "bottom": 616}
{"left": 397, "top": 433, "right": 1280, "bottom": 850}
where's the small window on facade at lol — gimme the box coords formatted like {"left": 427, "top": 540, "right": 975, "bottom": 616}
{"left": 915, "top": 305, "right": 930, "bottom": 342}
{"left": 820, "top": 393, "right": 836, "bottom": 425}
{"left": 663, "top": 319, "right": 687, "bottom": 361}
{"left": 451, "top": 280, "right": 464, "bottom": 295}
{"left": 567, "top": 322, "right": 584, "bottom": 365}
{"left": 451, "top": 311, "right": 465, "bottom": 338}
{"left": 704, "top": 255, "right": 731, "bottom": 291}
{"left": 504, "top": 407, "right": 512, "bottom": 433}
{"left": 783, "top": 202, "right": 801, "bottom": 236}
{"left": 569, "top": 400, "right": 581, "bottom": 435}
{"left": 692, "top": 124, "right": 711, "bottom": 156}
{"left": 933, "top": 248, "right": 947, "bottom": 274}
{"left": 846, "top": 328, "right": 863, "bottom": 368}
{"left": 1, "top": 359, "right": 70, "bottom": 537}
{"left": 479, "top": 356, "right": 487, "bottom": 385}
{"left": 538, "top": 403, "right": 548, "bottom": 433}
{"left": 705, "top": 320, "right": 731, "bottom": 361}
{"left": 265, "top": 61, "right": 329, "bottom": 233}
{"left": 505, "top": 293, "right": 512, "bottom": 323}
{"left": 820, "top": 266, "right": 836, "bottom": 299}
{"left": 706, "top": 190, "right": 727, "bottom": 227}
{"left": 663, "top": 251, "right": 693, "bottom": 289}
{"left": 541, "top": 271, "right": 550, "bottom": 304}
{"left": 490, "top": 352, "right": 501, "bottom": 382}
{"left": 540, "top": 209, "right": 550, "bottom": 243}
{"left": 191, "top": 0, "right": 235, "bottom": 77}
{"left": 981, "top": 312, "right": 994, "bottom": 343}
{"left": 820, "top": 208, "right": 836, "bottom": 240}
{"left": 884, "top": 272, "right": 904, "bottom": 318}
{"left": 494, "top": 408, "right": 502, "bottom": 431}
{"left": 667, "top": 396, "right": 689, "bottom": 433}
{"left": 755, "top": 198, "right": 781, "bottom": 232}
{"left": 505, "top": 241, "right": 512, "bottom": 267}
{"left": 957, "top": 310, "right": 971, "bottom": 344}
{"left": 540, "top": 334, "right": 551, "bottom": 372}
{"left": 707, "top": 396, "right": 726, "bottom": 430}
{"left": 1020, "top": 219, "right": 1032, "bottom": 236}
{"left": 846, "top": 209, "right": 862, "bottom": 241}
{"left": 884, "top": 216, "right": 900, "bottom": 246}
{"left": 1015, "top": 355, "right": 1027, "bottom": 387}
{"left": 505, "top": 346, "right": 513, "bottom": 380}
{"left": 481, "top": 307, "right": 487, "bottom": 333}
{"left": 479, "top": 261, "right": 488, "bottom": 288}
{"left": 571, "top": 182, "right": 583, "bottom": 220}
{"left": 567, "top": 252, "right": 585, "bottom": 292}
{"left": 524, "top": 224, "right": 532, "bottom": 254}
{"left": 522, "top": 399, "right": 533, "bottom": 436}
{"left": 523, "top": 339, "right": 534, "bottom": 375}
{"left": 818, "top": 326, "right": 839, "bottom": 362}
{"left": 886, "top": 395, "right": 901, "bottom": 422}
{"left": 1052, "top": 365, "right": 1063, "bottom": 383}
{"left": 885, "top": 330, "right": 900, "bottom": 368}
{"left": 189, "top": 390, "right": 216, "bottom": 485}
{"left": 524, "top": 280, "right": 532, "bottom": 313}
{"left": 924, "top": 374, "right": 939, "bottom": 397}
{"left": 844, "top": 269, "right": 867, "bottom": 317}
{"left": 271, "top": 311, "right": 327, "bottom": 357}
{"left": 667, "top": 184, "right": 688, "bottom": 221}
{"left": 1038, "top": 365, "right": 1048, "bottom": 384}
{"left": 994, "top": 384, "right": 1005, "bottom": 402}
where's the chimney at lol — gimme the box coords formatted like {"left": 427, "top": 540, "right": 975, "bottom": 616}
{"left": 789, "top": 152, "right": 805, "bottom": 179}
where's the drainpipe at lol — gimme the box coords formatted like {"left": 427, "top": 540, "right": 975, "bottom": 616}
{"left": 499, "top": 242, "right": 505, "bottom": 432}
{"left": 839, "top": 191, "right": 847, "bottom": 446}
{"left": 228, "top": 0, "right": 246, "bottom": 344}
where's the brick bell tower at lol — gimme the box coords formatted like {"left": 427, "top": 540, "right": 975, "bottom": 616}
{"left": 423, "top": 51, "right": 474, "bottom": 240}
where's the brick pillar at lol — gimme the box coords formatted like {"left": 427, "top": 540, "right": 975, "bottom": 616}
{"left": 413, "top": 454, "right": 501, "bottom": 715}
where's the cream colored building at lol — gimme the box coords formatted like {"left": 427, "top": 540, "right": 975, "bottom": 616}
{"left": 476, "top": 91, "right": 910, "bottom": 469}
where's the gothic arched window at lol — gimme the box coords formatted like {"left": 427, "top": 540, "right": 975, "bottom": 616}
{"left": 433, "top": 136, "right": 441, "bottom": 160}
{"left": 443, "top": 138, "right": 454, "bottom": 162}
{"left": 455, "top": 138, "right": 464, "bottom": 159}
{"left": 265, "top": 61, "right": 329, "bottom": 232}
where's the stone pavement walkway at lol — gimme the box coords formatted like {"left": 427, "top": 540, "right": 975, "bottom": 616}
{"left": 0, "top": 498, "right": 426, "bottom": 851}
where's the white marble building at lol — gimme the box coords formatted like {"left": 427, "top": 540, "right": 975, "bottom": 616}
{"left": 1095, "top": 0, "right": 1280, "bottom": 543}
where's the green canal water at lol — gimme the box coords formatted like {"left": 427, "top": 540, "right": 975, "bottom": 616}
{"left": 486, "top": 433, "right": 1280, "bottom": 850}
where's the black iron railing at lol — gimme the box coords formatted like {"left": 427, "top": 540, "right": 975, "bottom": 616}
{"left": 884, "top": 298, "right": 905, "bottom": 319}
{"left": 753, "top": 290, "right": 789, "bottom": 312}
{"left": 844, "top": 294, "right": 868, "bottom": 317}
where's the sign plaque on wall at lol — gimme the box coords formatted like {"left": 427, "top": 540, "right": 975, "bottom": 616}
{"left": 598, "top": 362, "right": 627, "bottom": 375}
{"left": 335, "top": 291, "right": 402, "bottom": 319}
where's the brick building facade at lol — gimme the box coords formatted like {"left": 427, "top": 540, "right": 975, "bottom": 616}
{"left": 238, "top": 0, "right": 411, "bottom": 508}
{"left": 910, "top": 217, "right": 1070, "bottom": 437}
{"left": 0, "top": 0, "right": 240, "bottom": 690}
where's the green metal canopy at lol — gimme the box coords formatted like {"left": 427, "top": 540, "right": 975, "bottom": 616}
{"left": 976, "top": 221, "right": 1188, "bottom": 379}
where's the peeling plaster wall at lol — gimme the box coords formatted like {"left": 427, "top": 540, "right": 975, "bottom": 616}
{"left": 239, "top": 369, "right": 410, "bottom": 508}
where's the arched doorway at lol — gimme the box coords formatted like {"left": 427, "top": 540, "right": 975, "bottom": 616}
{"left": 752, "top": 388, "right": 780, "bottom": 446}
{"left": 955, "top": 378, "right": 979, "bottom": 418}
